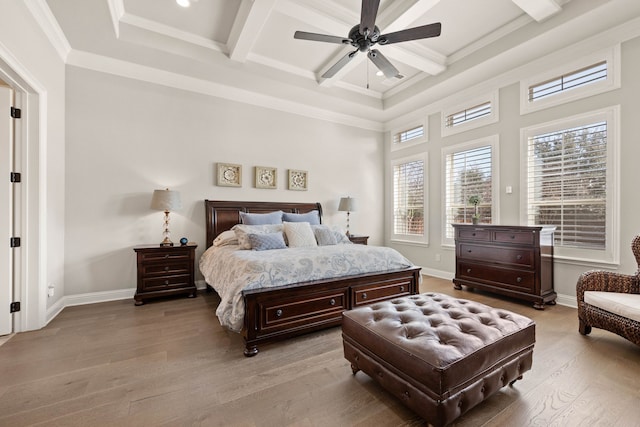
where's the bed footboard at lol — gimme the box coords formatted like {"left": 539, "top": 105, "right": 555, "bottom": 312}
{"left": 241, "top": 267, "right": 421, "bottom": 356}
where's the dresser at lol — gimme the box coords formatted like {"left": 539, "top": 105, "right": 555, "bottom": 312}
{"left": 133, "top": 244, "right": 197, "bottom": 305}
{"left": 452, "top": 224, "right": 556, "bottom": 309}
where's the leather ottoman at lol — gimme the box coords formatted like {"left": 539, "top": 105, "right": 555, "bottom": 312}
{"left": 342, "top": 292, "right": 535, "bottom": 427}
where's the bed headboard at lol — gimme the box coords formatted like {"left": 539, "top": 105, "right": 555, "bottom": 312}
{"left": 204, "top": 200, "right": 323, "bottom": 248}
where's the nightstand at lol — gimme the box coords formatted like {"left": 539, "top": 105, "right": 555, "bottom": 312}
{"left": 133, "top": 244, "right": 197, "bottom": 305}
{"left": 348, "top": 235, "right": 369, "bottom": 245}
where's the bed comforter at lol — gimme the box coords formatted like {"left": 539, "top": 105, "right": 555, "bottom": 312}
{"left": 200, "top": 244, "right": 415, "bottom": 332}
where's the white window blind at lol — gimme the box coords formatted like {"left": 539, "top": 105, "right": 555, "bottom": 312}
{"left": 526, "top": 121, "right": 607, "bottom": 249}
{"left": 446, "top": 102, "right": 491, "bottom": 128}
{"left": 393, "top": 158, "right": 425, "bottom": 237}
{"left": 444, "top": 145, "right": 493, "bottom": 239}
{"left": 393, "top": 125, "right": 425, "bottom": 145}
{"left": 529, "top": 61, "right": 607, "bottom": 102}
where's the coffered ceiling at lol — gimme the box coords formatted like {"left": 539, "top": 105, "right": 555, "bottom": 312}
{"left": 39, "top": 0, "right": 639, "bottom": 129}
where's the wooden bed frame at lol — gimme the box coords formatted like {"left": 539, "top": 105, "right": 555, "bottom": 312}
{"left": 204, "top": 200, "right": 421, "bottom": 356}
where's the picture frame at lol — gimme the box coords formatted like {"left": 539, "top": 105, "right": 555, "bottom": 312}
{"left": 216, "top": 163, "right": 242, "bottom": 187}
{"left": 288, "top": 169, "right": 308, "bottom": 191}
{"left": 255, "top": 166, "right": 277, "bottom": 189}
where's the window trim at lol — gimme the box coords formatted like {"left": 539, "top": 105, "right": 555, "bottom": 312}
{"left": 520, "top": 45, "right": 621, "bottom": 115}
{"left": 520, "top": 106, "right": 620, "bottom": 264}
{"left": 390, "top": 152, "right": 429, "bottom": 245}
{"left": 390, "top": 119, "right": 428, "bottom": 152}
{"left": 441, "top": 91, "right": 499, "bottom": 137}
{"left": 441, "top": 135, "right": 500, "bottom": 247}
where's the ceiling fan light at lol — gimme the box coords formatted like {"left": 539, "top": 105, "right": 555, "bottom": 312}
{"left": 376, "top": 70, "right": 384, "bottom": 77}
{"left": 176, "top": 0, "right": 190, "bottom": 8}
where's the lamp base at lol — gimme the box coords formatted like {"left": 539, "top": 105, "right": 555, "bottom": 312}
{"left": 160, "top": 237, "right": 174, "bottom": 247}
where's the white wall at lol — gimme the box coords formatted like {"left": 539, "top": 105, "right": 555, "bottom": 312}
{"left": 0, "top": 1, "right": 66, "bottom": 330}
{"left": 64, "top": 66, "right": 384, "bottom": 295}
{"left": 387, "top": 35, "right": 640, "bottom": 304}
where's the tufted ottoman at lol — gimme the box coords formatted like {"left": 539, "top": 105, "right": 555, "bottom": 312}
{"left": 342, "top": 292, "right": 535, "bottom": 427}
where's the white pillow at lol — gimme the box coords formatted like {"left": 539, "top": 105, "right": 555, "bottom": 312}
{"left": 232, "top": 224, "right": 285, "bottom": 249}
{"left": 284, "top": 222, "right": 318, "bottom": 248}
{"left": 213, "top": 230, "right": 238, "bottom": 247}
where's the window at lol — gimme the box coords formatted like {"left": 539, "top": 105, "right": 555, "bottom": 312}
{"left": 520, "top": 46, "right": 620, "bottom": 114}
{"left": 522, "top": 107, "right": 619, "bottom": 263}
{"left": 442, "top": 91, "right": 499, "bottom": 137}
{"left": 391, "top": 120, "right": 427, "bottom": 151}
{"left": 442, "top": 137, "right": 499, "bottom": 244}
{"left": 391, "top": 153, "right": 428, "bottom": 244}
{"left": 528, "top": 61, "right": 607, "bottom": 102}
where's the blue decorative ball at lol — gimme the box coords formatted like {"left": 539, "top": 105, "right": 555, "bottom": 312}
{"left": 180, "top": 237, "right": 188, "bottom": 245}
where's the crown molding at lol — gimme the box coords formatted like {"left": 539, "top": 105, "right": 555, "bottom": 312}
{"left": 24, "top": 0, "right": 71, "bottom": 62}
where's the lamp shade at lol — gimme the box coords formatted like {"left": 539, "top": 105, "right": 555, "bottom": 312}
{"left": 150, "top": 189, "right": 182, "bottom": 211}
{"left": 338, "top": 197, "right": 356, "bottom": 212}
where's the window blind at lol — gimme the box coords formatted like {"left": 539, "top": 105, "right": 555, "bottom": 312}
{"left": 446, "top": 102, "right": 491, "bottom": 128}
{"left": 393, "top": 125, "right": 424, "bottom": 145}
{"left": 528, "top": 61, "right": 607, "bottom": 102}
{"left": 393, "top": 159, "right": 424, "bottom": 236}
{"left": 526, "top": 121, "right": 607, "bottom": 249}
{"left": 444, "top": 145, "right": 493, "bottom": 238}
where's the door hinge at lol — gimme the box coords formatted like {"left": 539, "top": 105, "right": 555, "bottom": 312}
{"left": 10, "top": 107, "right": 21, "bottom": 119}
{"left": 10, "top": 302, "right": 20, "bottom": 313}
{"left": 10, "top": 237, "right": 20, "bottom": 248}
{"left": 10, "top": 172, "right": 21, "bottom": 183}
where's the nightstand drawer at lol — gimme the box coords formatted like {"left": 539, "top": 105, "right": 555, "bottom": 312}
{"left": 142, "top": 274, "right": 192, "bottom": 291}
{"left": 139, "top": 250, "right": 190, "bottom": 263}
{"left": 141, "top": 262, "right": 190, "bottom": 276}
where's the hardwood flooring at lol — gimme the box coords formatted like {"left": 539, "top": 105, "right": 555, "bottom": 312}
{"left": 1, "top": 276, "right": 639, "bottom": 426}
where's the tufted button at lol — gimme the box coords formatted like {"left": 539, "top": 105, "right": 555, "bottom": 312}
{"left": 403, "top": 391, "right": 410, "bottom": 399}
{"left": 458, "top": 400, "right": 463, "bottom": 408}
{"left": 480, "top": 386, "right": 486, "bottom": 393}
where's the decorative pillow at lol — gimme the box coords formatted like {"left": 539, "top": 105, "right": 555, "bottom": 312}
{"left": 232, "top": 224, "right": 284, "bottom": 249}
{"left": 283, "top": 222, "right": 318, "bottom": 248}
{"left": 282, "top": 210, "right": 321, "bottom": 225}
{"left": 240, "top": 210, "right": 283, "bottom": 225}
{"left": 213, "top": 230, "right": 238, "bottom": 247}
{"left": 313, "top": 225, "right": 338, "bottom": 246}
{"left": 313, "top": 225, "right": 351, "bottom": 244}
{"left": 248, "top": 232, "right": 287, "bottom": 251}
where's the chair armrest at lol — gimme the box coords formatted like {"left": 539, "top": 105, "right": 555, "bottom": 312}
{"left": 576, "top": 270, "right": 639, "bottom": 304}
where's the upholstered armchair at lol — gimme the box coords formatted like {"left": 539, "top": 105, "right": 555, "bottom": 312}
{"left": 576, "top": 235, "right": 640, "bottom": 346}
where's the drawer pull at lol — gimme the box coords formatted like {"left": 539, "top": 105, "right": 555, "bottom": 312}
{"left": 400, "top": 286, "right": 405, "bottom": 292}
{"left": 362, "top": 293, "right": 367, "bottom": 300}
{"left": 517, "top": 277, "right": 522, "bottom": 283}
{"left": 510, "top": 235, "right": 515, "bottom": 239}
{"left": 472, "top": 233, "right": 476, "bottom": 236}
{"left": 164, "top": 280, "right": 169, "bottom": 285}
{"left": 516, "top": 255, "right": 522, "bottom": 260}
{"left": 164, "top": 254, "right": 170, "bottom": 259}
{"left": 467, "top": 268, "right": 472, "bottom": 273}
{"left": 467, "top": 249, "right": 472, "bottom": 253}
{"left": 329, "top": 298, "right": 336, "bottom": 306}
{"left": 276, "top": 309, "right": 283, "bottom": 317}
{"left": 164, "top": 266, "right": 170, "bottom": 271}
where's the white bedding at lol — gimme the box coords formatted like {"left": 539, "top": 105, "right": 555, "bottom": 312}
{"left": 199, "top": 243, "right": 415, "bottom": 332}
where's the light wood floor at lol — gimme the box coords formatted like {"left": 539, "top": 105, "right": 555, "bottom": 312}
{"left": 1, "top": 277, "right": 639, "bottom": 426}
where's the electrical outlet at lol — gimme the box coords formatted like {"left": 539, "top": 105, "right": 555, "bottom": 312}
{"left": 435, "top": 253, "right": 441, "bottom": 262}
{"left": 47, "top": 284, "right": 55, "bottom": 297}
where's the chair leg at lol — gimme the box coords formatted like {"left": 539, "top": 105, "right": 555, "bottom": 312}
{"left": 578, "top": 318, "right": 592, "bottom": 336}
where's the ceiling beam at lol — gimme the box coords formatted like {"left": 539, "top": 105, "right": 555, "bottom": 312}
{"left": 227, "top": 0, "right": 277, "bottom": 62}
{"left": 378, "top": 0, "right": 441, "bottom": 34}
{"left": 512, "top": 0, "right": 562, "bottom": 22}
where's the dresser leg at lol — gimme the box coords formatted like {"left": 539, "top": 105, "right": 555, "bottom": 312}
{"left": 244, "top": 344, "right": 259, "bottom": 357}
{"left": 533, "top": 302, "right": 545, "bottom": 310}
{"left": 134, "top": 300, "right": 144, "bottom": 306}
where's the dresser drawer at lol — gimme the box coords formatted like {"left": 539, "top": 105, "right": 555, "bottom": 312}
{"left": 458, "top": 243, "right": 534, "bottom": 268}
{"left": 352, "top": 279, "right": 412, "bottom": 307}
{"left": 458, "top": 261, "right": 535, "bottom": 292}
{"left": 457, "top": 228, "right": 491, "bottom": 242}
{"left": 139, "top": 250, "right": 190, "bottom": 263}
{"left": 142, "top": 274, "right": 192, "bottom": 291}
{"left": 141, "top": 262, "right": 190, "bottom": 276}
{"left": 493, "top": 230, "right": 535, "bottom": 245}
{"left": 260, "top": 289, "right": 348, "bottom": 333}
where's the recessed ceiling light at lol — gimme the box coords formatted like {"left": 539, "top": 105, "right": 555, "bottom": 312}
{"left": 176, "top": 0, "right": 190, "bottom": 7}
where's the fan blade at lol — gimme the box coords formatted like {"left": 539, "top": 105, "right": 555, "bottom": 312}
{"left": 368, "top": 49, "right": 399, "bottom": 78}
{"left": 322, "top": 50, "right": 359, "bottom": 78}
{"left": 294, "top": 31, "right": 350, "bottom": 44}
{"left": 359, "top": 0, "right": 380, "bottom": 37}
{"left": 378, "top": 22, "right": 442, "bottom": 45}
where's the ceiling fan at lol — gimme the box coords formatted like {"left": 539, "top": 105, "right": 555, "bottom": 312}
{"left": 294, "top": 0, "right": 442, "bottom": 79}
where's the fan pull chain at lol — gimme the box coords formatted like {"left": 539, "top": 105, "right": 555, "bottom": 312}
{"left": 366, "top": 54, "right": 370, "bottom": 89}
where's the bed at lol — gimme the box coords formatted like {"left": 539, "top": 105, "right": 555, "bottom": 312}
{"left": 202, "top": 200, "right": 421, "bottom": 356}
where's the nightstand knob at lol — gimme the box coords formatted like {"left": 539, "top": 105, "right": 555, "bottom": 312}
{"left": 517, "top": 277, "right": 523, "bottom": 283}
{"left": 329, "top": 298, "right": 336, "bottom": 306}
{"left": 276, "top": 309, "right": 283, "bottom": 317}
{"left": 362, "top": 293, "right": 367, "bottom": 300}
{"left": 400, "top": 286, "right": 405, "bottom": 292}
{"left": 516, "top": 255, "right": 522, "bottom": 260}
{"left": 467, "top": 268, "right": 472, "bottom": 273}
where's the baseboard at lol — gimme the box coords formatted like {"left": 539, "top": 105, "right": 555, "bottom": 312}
{"left": 419, "top": 266, "right": 454, "bottom": 281}
{"left": 46, "top": 288, "right": 135, "bottom": 326}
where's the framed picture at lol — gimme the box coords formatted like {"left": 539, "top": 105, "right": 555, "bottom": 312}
{"left": 255, "top": 166, "right": 277, "bottom": 189}
{"left": 288, "top": 169, "right": 308, "bottom": 191}
{"left": 217, "top": 163, "right": 242, "bottom": 187}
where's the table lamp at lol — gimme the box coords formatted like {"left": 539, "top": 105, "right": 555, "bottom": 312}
{"left": 150, "top": 188, "right": 182, "bottom": 246}
{"left": 338, "top": 196, "right": 356, "bottom": 236}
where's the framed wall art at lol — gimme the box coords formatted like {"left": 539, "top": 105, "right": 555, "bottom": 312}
{"left": 255, "top": 166, "right": 277, "bottom": 189}
{"left": 288, "top": 169, "right": 308, "bottom": 191}
{"left": 217, "top": 163, "right": 242, "bottom": 187}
